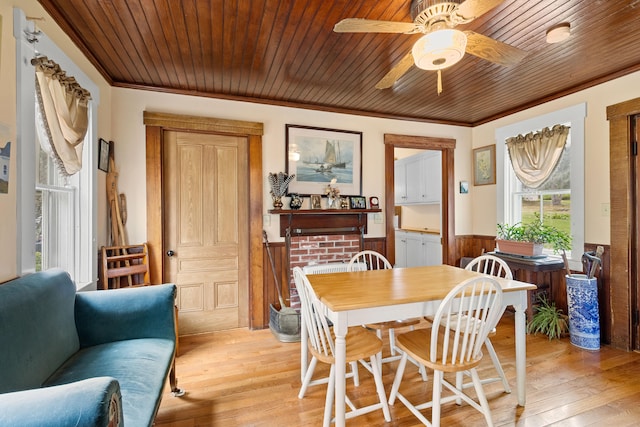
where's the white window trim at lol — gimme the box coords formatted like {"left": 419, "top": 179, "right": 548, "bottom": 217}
{"left": 496, "top": 103, "right": 586, "bottom": 270}
{"left": 14, "top": 8, "right": 99, "bottom": 289}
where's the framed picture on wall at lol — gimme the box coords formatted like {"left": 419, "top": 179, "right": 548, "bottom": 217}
{"left": 98, "top": 138, "right": 110, "bottom": 172}
{"left": 285, "top": 124, "right": 362, "bottom": 196}
{"left": 472, "top": 145, "right": 496, "bottom": 186}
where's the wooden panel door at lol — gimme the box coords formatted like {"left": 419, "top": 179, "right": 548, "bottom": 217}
{"left": 164, "top": 131, "right": 248, "bottom": 334}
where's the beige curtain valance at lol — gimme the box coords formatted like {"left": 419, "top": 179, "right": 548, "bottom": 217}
{"left": 505, "top": 124, "right": 570, "bottom": 188}
{"left": 32, "top": 56, "right": 91, "bottom": 176}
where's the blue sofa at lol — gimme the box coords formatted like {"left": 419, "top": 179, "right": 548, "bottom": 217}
{"left": 0, "top": 269, "right": 182, "bottom": 426}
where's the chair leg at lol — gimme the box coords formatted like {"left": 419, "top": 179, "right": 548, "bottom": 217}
{"left": 299, "top": 357, "right": 318, "bottom": 398}
{"left": 388, "top": 352, "right": 408, "bottom": 405}
{"left": 455, "top": 371, "right": 463, "bottom": 405}
{"left": 432, "top": 370, "right": 444, "bottom": 427}
{"left": 470, "top": 368, "right": 495, "bottom": 427}
{"left": 388, "top": 328, "right": 396, "bottom": 356}
{"left": 370, "top": 354, "right": 391, "bottom": 422}
{"left": 324, "top": 365, "right": 335, "bottom": 427}
{"left": 350, "top": 361, "right": 360, "bottom": 386}
{"left": 485, "top": 338, "right": 511, "bottom": 393}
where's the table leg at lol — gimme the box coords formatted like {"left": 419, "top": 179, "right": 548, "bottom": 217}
{"left": 333, "top": 313, "right": 348, "bottom": 427}
{"left": 514, "top": 298, "right": 527, "bottom": 406}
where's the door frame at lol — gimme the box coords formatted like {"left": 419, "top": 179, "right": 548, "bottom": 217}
{"left": 384, "top": 134, "right": 456, "bottom": 266}
{"left": 143, "top": 112, "right": 265, "bottom": 329}
{"left": 607, "top": 98, "right": 640, "bottom": 350}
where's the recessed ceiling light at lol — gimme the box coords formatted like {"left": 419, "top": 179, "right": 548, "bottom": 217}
{"left": 546, "top": 23, "right": 571, "bottom": 44}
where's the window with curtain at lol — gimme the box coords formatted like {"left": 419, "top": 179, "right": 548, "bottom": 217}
{"left": 506, "top": 125, "right": 572, "bottom": 250}
{"left": 496, "top": 103, "right": 586, "bottom": 263}
{"left": 16, "top": 5, "right": 98, "bottom": 287}
{"left": 31, "top": 56, "right": 90, "bottom": 274}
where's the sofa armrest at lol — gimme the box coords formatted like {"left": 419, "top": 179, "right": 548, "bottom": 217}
{"left": 0, "top": 377, "right": 122, "bottom": 427}
{"left": 75, "top": 284, "right": 177, "bottom": 347}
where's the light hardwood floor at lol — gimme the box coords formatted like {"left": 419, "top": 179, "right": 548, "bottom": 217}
{"left": 156, "top": 312, "right": 640, "bottom": 426}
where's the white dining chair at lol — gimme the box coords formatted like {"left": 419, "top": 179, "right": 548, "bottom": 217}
{"left": 301, "top": 262, "right": 362, "bottom": 387}
{"left": 389, "top": 276, "right": 504, "bottom": 427}
{"left": 348, "top": 250, "right": 427, "bottom": 381}
{"left": 462, "top": 254, "right": 512, "bottom": 393}
{"left": 293, "top": 267, "right": 391, "bottom": 427}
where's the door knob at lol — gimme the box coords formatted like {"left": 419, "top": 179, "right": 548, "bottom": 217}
{"left": 166, "top": 250, "right": 175, "bottom": 257}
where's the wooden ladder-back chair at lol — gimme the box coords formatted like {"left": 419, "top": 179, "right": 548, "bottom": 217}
{"left": 389, "top": 276, "right": 504, "bottom": 427}
{"left": 348, "top": 251, "right": 427, "bottom": 381}
{"left": 293, "top": 267, "right": 390, "bottom": 427}
{"left": 99, "top": 243, "right": 150, "bottom": 290}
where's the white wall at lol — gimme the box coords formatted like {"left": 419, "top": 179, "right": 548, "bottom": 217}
{"left": 111, "top": 88, "right": 473, "bottom": 243}
{"left": 472, "top": 71, "right": 640, "bottom": 245}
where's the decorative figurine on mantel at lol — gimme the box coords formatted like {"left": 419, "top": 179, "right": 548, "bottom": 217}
{"left": 324, "top": 178, "right": 340, "bottom": 209}
{"left": 268, "top": 172, "right": 295, "bottom": 209}
{"left": 289, "top": 194, "right": 303, "bottom": 210}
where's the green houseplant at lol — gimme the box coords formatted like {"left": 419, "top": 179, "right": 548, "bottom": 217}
{"left": 496, "top": 214, "right": 572, "bottom": 256}
{"left": 527, "top": 295, "right": 569, "bottom": 340}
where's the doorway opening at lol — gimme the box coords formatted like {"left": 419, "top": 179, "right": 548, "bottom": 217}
{"left": 384, "top": 134, "right": 456, "bottom": 266}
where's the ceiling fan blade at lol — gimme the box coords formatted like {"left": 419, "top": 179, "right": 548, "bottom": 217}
{"left": 457, "top": 0, "right": 505, "bottom": 20}
{"left": 334, "top": 18, "right": 419, "bottom": 34}
{"left": 464, "top": 31, "right": 527, "bottom": 66}
{"left": 375, "top": 51, "right": 415, "bottom": 89}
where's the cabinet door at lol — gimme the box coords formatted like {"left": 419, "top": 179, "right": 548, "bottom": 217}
{"left": 423, "top": 234, "right": 442, "bottom": 266}
{"left": 405, "top": 233, "right": 425, "bottom": 267}
{"left": 404, "top": 156, "right": 424, "bottom": 203}
{"left": 394, "top": 231, "right": 407, "bottom": 268}
{"left": 394, "top": 160, "right": 407, "bottom": 204}
{"left": 422, "top": 152, "right": 441, "bottom": 203}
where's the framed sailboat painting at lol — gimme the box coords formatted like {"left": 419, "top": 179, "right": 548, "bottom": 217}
{"left": 285, "top": 124, "right": 362, "bottom": 197}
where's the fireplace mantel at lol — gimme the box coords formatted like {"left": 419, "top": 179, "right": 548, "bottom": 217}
{"left": 268, "top": 209, "right": 381, "bottom": 238}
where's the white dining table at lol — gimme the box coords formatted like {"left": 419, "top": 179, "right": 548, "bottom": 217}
{"left": 303, "top": 264, "right": 536, "bottom": 427}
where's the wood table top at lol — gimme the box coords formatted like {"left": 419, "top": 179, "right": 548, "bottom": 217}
{"left": 305, "top": 264, "right": 537, "bottom": 312}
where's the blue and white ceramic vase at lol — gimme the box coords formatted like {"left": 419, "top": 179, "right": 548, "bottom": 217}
{"left": 565, "top": 274, "right": 600, "bottom": 350}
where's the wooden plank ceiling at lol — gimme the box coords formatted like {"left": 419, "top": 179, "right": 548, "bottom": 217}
{"left": 37, "top": 0, "right": 640, "bottom": 126}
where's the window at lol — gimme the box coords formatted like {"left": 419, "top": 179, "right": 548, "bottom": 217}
{"left": 496, "top": 104, "right": 586, "bottom": 266}
{"left": 35, "top": 143, "right": 76, "bottom": 273}
{"left": 15, "top": 8, "right": 99, "bottom": 287}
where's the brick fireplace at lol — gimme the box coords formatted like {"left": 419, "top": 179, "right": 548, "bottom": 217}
{"left": 269, "top": 208, "right": 380, "bottom": 309}
{"left": 287, "top": 234, "right": 361, "bottom": 308}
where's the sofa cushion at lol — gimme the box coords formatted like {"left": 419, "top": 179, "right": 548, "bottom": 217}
{"left": 0, "top": 269, "right": 80, "bottom": 393}
{"left": 44, "top": 338, "right": 174, "bottom": 427}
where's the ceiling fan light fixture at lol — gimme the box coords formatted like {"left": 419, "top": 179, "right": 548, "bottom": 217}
{"left": 412, "top": 29, "right": 467, "bottom": 70}
{"left": 546, "top": 23, "right": 571, "bottom": 44}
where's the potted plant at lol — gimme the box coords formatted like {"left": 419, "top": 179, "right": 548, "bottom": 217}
{"left": 527, "top": 295, "right": 569, "bottom": 340}
{"left": 496, "top": 214, "right": 572, "bottom": 257}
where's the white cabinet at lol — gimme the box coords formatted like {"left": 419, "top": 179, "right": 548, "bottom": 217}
{"left": 394, "top": 231, "right": 408, "bottom": 268}
{"left": 394, "top": 151, "right": 441, "bottom": 205}
{"left": 422, "top": 234, "right": 442, "bottom": 266}
{"left": 395, "top": 231, "right": 442, "bottom": 268}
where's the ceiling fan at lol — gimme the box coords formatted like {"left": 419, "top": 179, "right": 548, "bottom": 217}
{"left": 334, "top": 0, "right": 527, "bottom": 92}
